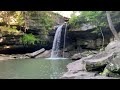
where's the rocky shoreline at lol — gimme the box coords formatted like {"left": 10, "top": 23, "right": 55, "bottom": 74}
{"left": 1, "top": 40, "right": 120, "bottom": 79}
{"left": 61, "top": 40, "right": 120, "bottom": 79}
{"left": 0, "top": 48, "right": 51, "bottom": 61}
{"left": 0, "top": 54, "right": 29, "bottom": 61}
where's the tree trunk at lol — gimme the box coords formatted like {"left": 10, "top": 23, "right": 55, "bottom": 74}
{"left": 23, "top": 11, "right": 28, "bottom": 32}
{"left": 106, "top": 11, "right": 120, "bottom": 41}
{"left": 100, "top": 27, "right": 104, "bottom": 49}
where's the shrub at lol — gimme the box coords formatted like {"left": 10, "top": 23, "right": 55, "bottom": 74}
{"left": 20, "top": 34, "right": 39, "bottom": 45}
{"left": 0, "top": 26, "right": 22, "bottom": 36}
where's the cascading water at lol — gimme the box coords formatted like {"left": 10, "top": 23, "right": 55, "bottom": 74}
{"left": 50, "top": 24, "right": 64, "bottom": 58}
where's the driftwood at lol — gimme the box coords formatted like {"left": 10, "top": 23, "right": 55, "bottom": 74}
{"left": 26, "top": 48, "right": 45, "bottom": 58}
{"left": 35, "top": 50, "right": 51, "bottom": 58}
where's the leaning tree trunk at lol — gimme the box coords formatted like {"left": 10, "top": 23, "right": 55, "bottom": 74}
{"left": 23, "top": 11, "right": 29, "bottom": 32}
{"left": 106, "top": 11, "right": 120, "bottom": 41}
{"left": 99, "top": 27, "right": 104, "bottom": 49}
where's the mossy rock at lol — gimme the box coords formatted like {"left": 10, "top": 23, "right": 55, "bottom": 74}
{"left": 106, "top": 56, "right": 120, "bottom": 74}
{"left": 101, "top": 68, "right": 112, "bottom": 76}
{"left": 101, "top": 68, "right": 120, "bottom": 77}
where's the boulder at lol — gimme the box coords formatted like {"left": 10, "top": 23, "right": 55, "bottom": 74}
{"left": 61, "top": 71, "right": 95, "bottom": 79}
{"left": 105, "top": 55, "right": 120, "bottom": 74}
{"left": 85, "top": 52, "right": 115, "bottom": 71}
{"left": 61, "top": 55, "right": 94, "bottom": 78}
{"left": 71, "top": 53, "right": 82, "bottom": 60}
{"left": 105, "top": 40, "right": 120, "bottom": 53}
{"left": 67, "top": 60, "right": 85, "bottom": 73}
{"left": 61, "top": 40, "right": 120, "bottom": 78}
{"left": 61, "top": 71, "right": 117, "bottom": 79}
{"left": 81, "top": 50, "right": 98, "bottom": 57}
{"left": 101, "top": 68, "right": 118, "bottom": 77}
{"left": 67, "top": 55, "right": 94, "bottom": 73}
{"left": 26, "top": 48, "right": 45, "bottom": 58}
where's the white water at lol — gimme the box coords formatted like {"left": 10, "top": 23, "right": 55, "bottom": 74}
{"left": 50, "top": 24, "right": 63, "bottom": 58}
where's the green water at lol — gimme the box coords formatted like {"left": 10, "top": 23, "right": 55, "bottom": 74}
{"left": 0, "top": 58, "right": 72, "bottom": 79}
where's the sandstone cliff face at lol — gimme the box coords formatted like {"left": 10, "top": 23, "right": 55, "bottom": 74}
{"left": 24, "top": 11, "right": 65, "bottom": 31}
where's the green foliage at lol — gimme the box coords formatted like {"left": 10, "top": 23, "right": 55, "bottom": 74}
{"left": 20, "top": 34, "right": 39, "bottom": 45}
{"left": 13, "top": 11, "right": 24, "bottom": 26}
{"left": 0, "top": 11, "right": 16, "bottom": 25}
{"left": 81, "top": 11, "right": 107, "bottom": 27}
{"left": 23, "top": 11, "right": 56, "bottom": 40}
{"left": 69, "top": 15, "right": 79, "bottom": 28}
{"left": 69, "top": 11, "right": 107, "bottom": 30}
{"left": 28, "top": 11, "right": 54, "bottom": 31}
{"left": 0, "top": 26, "right": 22, "bottom": 36}
{"left": 39, "top": 11, "right": 54, "bottom": 34}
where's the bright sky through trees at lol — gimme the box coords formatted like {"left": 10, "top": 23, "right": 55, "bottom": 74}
{"left": 52, "top": 11, "right": 80, "bottom": 18}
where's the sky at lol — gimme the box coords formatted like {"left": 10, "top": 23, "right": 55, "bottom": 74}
{"left": 52, "top": 11, "right": 80, "bottom": 18}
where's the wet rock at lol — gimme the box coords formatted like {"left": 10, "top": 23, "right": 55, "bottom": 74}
{"left": 85, "top": 52, "right": 115, "bottom": 71}
{"left": 71, "top": 53, "right": 82, "bottom": 60}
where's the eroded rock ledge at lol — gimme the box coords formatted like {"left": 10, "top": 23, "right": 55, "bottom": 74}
{"left": 61, "top": 40, "right": 120, "bottom": 79}
{"left": 0, "top": 48, "right": 51, "bottom": 61}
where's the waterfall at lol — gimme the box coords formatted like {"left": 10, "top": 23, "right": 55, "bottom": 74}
{"left": 50, "top": 24, "right": 64, "bottom": 58}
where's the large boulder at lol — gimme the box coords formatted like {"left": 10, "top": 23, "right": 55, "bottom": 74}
{"left": 85, "top": 52, "right": 115, "bottom": 71}
{"left": 84, "top": 40, "right": 120, "bottom": 72}
{"left": 71, "top": 50, "right": 98, "bottom": 60}
{"left": 61, "top": 40, "right": 120, "bottom": 79}
{"left": 67, "top": 55, "right": 94, "bottom": 73}
{"left": 66, "top": 60, "right": 85, "bottom": 73}
{"left": 105, "top": 40, "right": 120, "bottom": 54}
{"left": 105, "top": 55, "right": 120, "bottom": 74}
{"left": 61, "top": 55, "right": 94, "bottom": 79}
{"left": 71, "top": 53, "right": 82, "bottom": 60}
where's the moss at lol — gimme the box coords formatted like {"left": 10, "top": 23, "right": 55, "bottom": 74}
{"left": 101, "top": 68, "right": 112, "bottom": 76}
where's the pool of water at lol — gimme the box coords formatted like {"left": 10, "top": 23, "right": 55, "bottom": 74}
{"left": 0, "top": 58, "right": 72, "bottom": 79}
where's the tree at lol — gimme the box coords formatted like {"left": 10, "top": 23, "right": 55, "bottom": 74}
{"left": 106, "top": 11, "right": 120, "bottom": 41}
{"left": 69, "top": 11, "right": 106, "bottom": 48}
{"left": 0, "top": 11, "right": 16, "bottom": 26}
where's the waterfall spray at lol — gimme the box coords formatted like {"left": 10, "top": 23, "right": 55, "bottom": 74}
{"left": 50, "top": 24, "right": 64, "bottom": 58}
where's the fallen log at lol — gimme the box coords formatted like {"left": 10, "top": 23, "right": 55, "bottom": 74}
{"left": 26, "top": 48, "right": 45, "bottom": 58}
